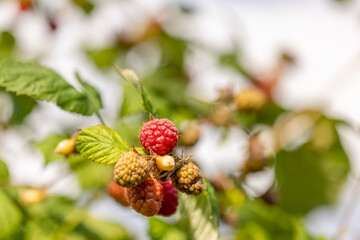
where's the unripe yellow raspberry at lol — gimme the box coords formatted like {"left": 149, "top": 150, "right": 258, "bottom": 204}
{"left": 234, "top": 88, "right": 267, "bottom": 112}
{"left": 113, "top": 150, "right": 149, "bottom": 187}
{"left": 156, "top": 155, "right": 175, "bottom": 171}
{"left": 20, "top": 188, "right": 47, "bottom": 206}
{"left": 171, "top": 161, "right": 204, "bottom": 196}
{"left": 54, "top": 139, "right": 76, "bottom": 155}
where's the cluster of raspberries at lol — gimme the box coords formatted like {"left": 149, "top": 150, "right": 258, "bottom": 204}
{"left": 108, "top": 117, "right": 204, "bottom": 217}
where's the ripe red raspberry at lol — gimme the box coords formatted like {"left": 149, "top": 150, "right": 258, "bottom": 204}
{"left": 127, "top": 178, "right": 163, "bottom": 217}
{"left": 107, "top": 181, "right": 130, "bottom": 207}
{"left": 139, "top": 118, "right": 178, "bottom": 155}
{"left": 158, "top": 181, "right": 178, "bottom": 216}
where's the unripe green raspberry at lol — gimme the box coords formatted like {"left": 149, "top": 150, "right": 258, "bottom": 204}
{"left": 113, "top": 150, "right": 149, "bottom": 187}
{"left": 171, "top": 161, "right": 204, "bottom": 196}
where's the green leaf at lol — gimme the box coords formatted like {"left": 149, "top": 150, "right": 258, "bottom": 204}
{"left": 0, "top": 31, "right": 15, "bottom": 60}
{"left": 36, "top": 134, "right": 67, "bottom": 164}
{"left": 75, "top": 73, "right": 102, "bottom": 114}
{"left": 0, "top": 60, "right": 102, "bottom": 116}
{"left": 75, "top": 125, "right": 130, "bottom": 165}
{"left": 8, "top": 92, "right": 37, "bottom": 125}
{"left": 72, "top": 0, "right": 94, "bottom": 14}
{"left": 0, "top": 159, "right": 9, "bottom": 182}
{"left": 149, "top": 218, "right": 188, "bottom": 240}
{"left": 115, "top": 67, "right": 155, "bottom": 116}
{"left": 178, "top": 178, "right": 219, "bottom": 240}
{"left": 0, "top": 190, "right": 22, "bottom": 239}
{"left": 157, "top": 31, "right": 187, "bottom": 68}
{"left": 275, "top": 117, "right": 350, "bottom": 215}
{"left": 120, "top": 83, "right": 143, "bottom": 117}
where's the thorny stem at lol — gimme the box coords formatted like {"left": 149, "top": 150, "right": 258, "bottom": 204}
{"left": 334, "top": 176, "right": 360, "bottom": 240}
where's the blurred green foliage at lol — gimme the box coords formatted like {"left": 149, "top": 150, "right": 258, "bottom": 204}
{"left": 36, "top": 134, "right": 67, "bottom": 164}
{"left": 0, "top": 31, "right": 15, "bottom": 60}
{"left": 237, "top": 200, "right": 319, "bottom": 240}
{"left": 0, "top": 159, "right": 9, "bottom": 182}
{"left": 275, "top": 117, "right": 350, "bottom": 215}
{"left": 72, "top": 0, "right": 94, "bottom": 14}
{"left": 0, "top": 190, "right": 22, "bottom": 239}
{"left": 23, "top": 197, "right": 132, "bottom": 240}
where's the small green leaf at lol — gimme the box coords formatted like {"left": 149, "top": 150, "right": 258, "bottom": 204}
{"left": 9, "top": 92, "right": 37, "bottom": 124}
{"left": 0, "top": 190, "right": 22, "bottom": 239}
{"left": 0, "top": 60, "right": 102, "bottom": 116}
{"left": 75, "top": 73, "right": 102, "bottom": 113}
{"left": 178, "top": 178, "right": 219, "bottom": 240}
{"left": 73, "top": 0, "right": 95, "bottom": 14}
{"left": 0, "top": 159, "right": 9, "bottom": 182}
{"left": 120, "top": 83, "right": 143, "bottom": 117}
{"left": 0, "top": 31, "right": 15, "bottom": 60}
{"left": 115, "top": 67, "right": 155, "bottom": 116}
{"left": 75, "top": 125, "right": 130, "bottom": 165}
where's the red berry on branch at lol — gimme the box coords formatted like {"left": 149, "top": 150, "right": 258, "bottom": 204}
{"left": 158, "top": 181, "right": 178, "bottom": 216}
{"left": 127, "top": 178, "right": 163, "bottom": 217}
{"left": 107, "top": 181, "right": 130, "bottom": 207}
{"left": 139, "top": 118, "right": 178, "bottom": 155}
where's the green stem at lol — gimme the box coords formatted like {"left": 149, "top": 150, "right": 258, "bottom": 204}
{"left": 96, "top": 113, "right": 107, "bottom": 126}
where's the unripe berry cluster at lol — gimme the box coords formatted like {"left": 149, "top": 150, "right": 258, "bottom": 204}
{"left": 109, "top": 117, "right": 205, "bottom": 217}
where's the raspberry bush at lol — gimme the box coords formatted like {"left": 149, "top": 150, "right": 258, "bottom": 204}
{"left": 0, "top": 2, "right": 353, "bottom": 239}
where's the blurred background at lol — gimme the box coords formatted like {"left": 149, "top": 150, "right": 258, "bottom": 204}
{"left": 1, "top": 0, "right": 360, "bottom": 239}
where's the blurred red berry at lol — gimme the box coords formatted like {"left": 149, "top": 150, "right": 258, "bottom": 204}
{"left": 107, "top": 181, "right": 130, "bottom": 207}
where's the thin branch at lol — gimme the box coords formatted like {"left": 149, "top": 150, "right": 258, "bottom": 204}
{"left": 96, "top": 112, "right": 107, "bottom": 126}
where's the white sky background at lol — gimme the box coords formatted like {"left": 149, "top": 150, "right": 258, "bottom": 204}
{"left": 1, "top": 0, "right": 360, "bottom": 239}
